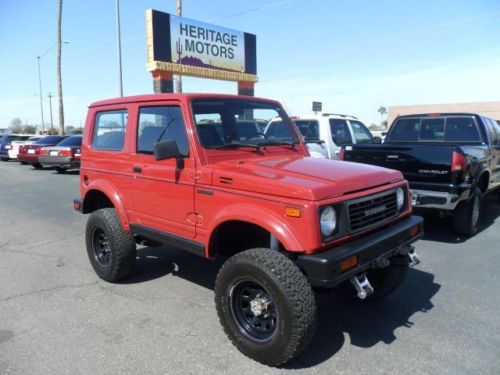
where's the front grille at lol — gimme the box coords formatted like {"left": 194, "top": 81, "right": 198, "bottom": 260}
{"left": 348, "top": 190, "right": 398, "bottom": 232}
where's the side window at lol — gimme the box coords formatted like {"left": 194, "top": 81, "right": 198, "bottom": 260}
{"left": 137, "top": 106, "right": 189, "bottom": 156}
{"left": 329, "top": 119, "right": 352, "bottom": 146}
{"left": 488, "top": 118, "right": 500, "bottom": 142}
{"left": 92, "top": 110, "right": 127, "bottom": 151}
{"left": 350, "top": 120, "right": 373, "bottom": 144}
{"left": 295, "top": 120, "right": 320, "bottom": 140}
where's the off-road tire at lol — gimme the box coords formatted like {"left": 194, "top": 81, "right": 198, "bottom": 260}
{"left": 32, "top": 163, "right": 43, "bottom": 169}
{"left": 336, "top": 255, "right": 409, "bottom": 301}
{"left": 56, "top": 167, "right": 66, "bottom": 174}
{"left": 453, "top": 187, "right": 482, "bottom": 236}
{"left": 214, "top": 248, "right": 317, "bottom": 366}
{"left": 85, "top": 208, "right": 136, "bottom": 282}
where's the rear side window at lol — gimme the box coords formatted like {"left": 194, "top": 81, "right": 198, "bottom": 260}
{"left": 137, "top": 106, "right": 189, "bottom": 156}
{"left": 350, "top": 120, "right": 373, "bottom": 144}
{"left": 57, "top": 136, "right": 82, "bottom": 147}
{"left": 389, "top": 118, "right": 420, "bottom": 141}
{"left": 92, "top": 110, "right": 127, "bottom": 151}
{"left": 295, "top": 120, "right": 320, "bottom": 140}
{"left": 329, "top": 119, "right": 352, "bottom": 145}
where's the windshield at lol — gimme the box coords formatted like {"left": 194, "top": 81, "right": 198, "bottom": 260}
{"left": 35, "top": 136, "right": 65, "bottom": 145}
{"left": 57, "top": 136, "right": 82, "bottom": 147}
{"left": 192, "top": 99, "right": 298, "bottom": 149}
{"left": 294, "top": 120, "right": 320, "bottom": 141}
{"left": 388, "top": 116, "right": 482, "bottom": 143}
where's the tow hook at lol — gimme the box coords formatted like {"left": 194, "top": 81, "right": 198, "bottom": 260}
{"left": 350, "top": 274, "right": 374, "bottom": 300}
{"left": 397, "top": 245, "right": 421, "bottom": 267}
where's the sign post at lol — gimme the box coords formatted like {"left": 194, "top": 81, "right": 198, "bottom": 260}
{"left": 146, "top": 10, "right": 258, "bottom": 95}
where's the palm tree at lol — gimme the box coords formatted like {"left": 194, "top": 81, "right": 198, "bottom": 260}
{"left": 377, "top": 106, "right": 387, "bottom": 126}
{"left": 57, "top": 0, "right": 65, "bottom": 135}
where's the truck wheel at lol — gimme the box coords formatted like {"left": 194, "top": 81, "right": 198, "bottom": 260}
{"left": 453, "top": 187, "right": 482, "bottom": 236}
{"left": 336, "top": 255, "right": 409, "bottom": 301}
{"left": 214, "top": 248, "right": 317, "bottom": 366}
{"left": 85, "top": 208, "right": 136, "bottom": 282}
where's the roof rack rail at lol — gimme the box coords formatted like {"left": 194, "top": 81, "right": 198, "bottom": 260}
{"left": 321, "top": 113, "right": 358, "bottom": 119}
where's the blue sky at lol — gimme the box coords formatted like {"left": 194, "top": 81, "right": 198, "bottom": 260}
{"left": 1, "top": 0, "right": 499, "bottom": 129}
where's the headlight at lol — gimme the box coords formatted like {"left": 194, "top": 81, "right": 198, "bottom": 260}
{"left": 396, "top": 187, "right": 405, "bottom": 211}
{"left": 320, "top": 206, "right": 337, "bottom": 237}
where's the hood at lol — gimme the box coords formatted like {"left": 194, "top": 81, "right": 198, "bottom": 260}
{"left": 211, "top": 156, "right": 403, "bottom": 201}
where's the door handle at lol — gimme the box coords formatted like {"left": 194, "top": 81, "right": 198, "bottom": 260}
{"left": 132, "top": 166, "right": 142, "bottom": 173}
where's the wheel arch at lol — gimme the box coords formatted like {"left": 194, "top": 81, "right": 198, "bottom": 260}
{"left": 206, "top": 204, "right": 303, "bottom": 258}
{"left": 82, "top": 180, "right": 130, "bottom": 231}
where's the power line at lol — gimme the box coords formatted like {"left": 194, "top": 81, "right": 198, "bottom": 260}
{"left": 207, "top": 0, "right": 298, "bottom": 22}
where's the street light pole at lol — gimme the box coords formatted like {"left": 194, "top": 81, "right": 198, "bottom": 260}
{"left": 37, "top": 56, "right": 45, "bottom": 134}
{"left": 115, "top": 0, "right": 123, "bottom": 97}
{"left": 48, "top": 92, "right": 54, "bottom": 131}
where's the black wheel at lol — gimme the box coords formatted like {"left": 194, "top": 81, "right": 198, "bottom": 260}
{"left": 85, "top": 208, "right": 136, "bottom": 282}
{"left": 453, "top": 187, "right": 482, "bottom": 236}
{"left": 214, "top": 248, "right": 317, "bottom": 366}
{"left": 32, "top": 163, "right": 43, "bottom": 169}
{"left": 56, "top": 167, "right": 66, "bottom": 174}
{"left": 336, "top": 255, "right": 409, "bottom": 301}
{"left": 20, "top": 161, "right": 28, "bottom": 165}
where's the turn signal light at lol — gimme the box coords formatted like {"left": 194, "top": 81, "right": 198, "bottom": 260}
{"left": 410, "top": 225, "right": 419, "bottom": 237}
{"left": 340, "top": 255, "right": 358, "bottom": 272}
{"left": 285, "top": 207, "right": 301, "bottom": 218}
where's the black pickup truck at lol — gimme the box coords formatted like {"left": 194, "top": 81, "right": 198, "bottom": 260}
{"left": 341, "top": 113, "right": 500, "bottom": 236}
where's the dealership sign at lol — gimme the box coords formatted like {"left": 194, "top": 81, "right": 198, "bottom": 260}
{"left": 146, "top": 9, "right": 257, "bottom": 83}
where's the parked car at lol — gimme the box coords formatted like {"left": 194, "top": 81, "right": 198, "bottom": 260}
{"left": 39, "top": 135, "right": 82, "bottom": 173}
{"left": 341, "top": 113, "right": 500, "bottom": 236}
{"left": 0, "top": 134, "right": 32, "bottom": 161}
{"left": 74, "top": 93, "right": 423, "bottom": 366}
{"left": 266, "top": 113, "right": 378, "bottom": 159}
{"left": 18, "top": 135, "right": 68, "bottom": 168}
{"left": 7, "top": 136, "right": 42, "bottom": 161}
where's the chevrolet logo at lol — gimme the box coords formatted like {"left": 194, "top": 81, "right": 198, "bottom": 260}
{"left": 364, "top": 205, "right": 386, "bottom": 216}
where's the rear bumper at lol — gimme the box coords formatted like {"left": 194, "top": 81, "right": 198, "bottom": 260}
{"left": 18, "top": 154, "right": 40, "bottom": 163}
{"left": 295, "top": 215, "right": 423, "bottom": 288}
{"left": 410, "top": 182, "right": 471, "bottom": 210}
{"left": 39, "top": 156, "right": 80, "bottom": 169}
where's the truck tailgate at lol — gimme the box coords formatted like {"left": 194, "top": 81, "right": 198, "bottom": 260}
{"left": 344, "top": 144, "right": 456, "bottom": 184}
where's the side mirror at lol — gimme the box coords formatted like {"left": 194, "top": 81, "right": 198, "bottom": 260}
{"left": 154, "top": 140, "right": 181, "bottom": 161}
{"left": 372, "top": 136, "right": 382, "bottom": 144}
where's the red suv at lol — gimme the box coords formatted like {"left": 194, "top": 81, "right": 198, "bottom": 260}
{"left": 75, "top": 94, "right": 423, "bottom": 366}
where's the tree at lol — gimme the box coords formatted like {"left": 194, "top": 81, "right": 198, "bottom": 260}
{"left": 9, "top": 118, "right": 23, "bottom": 133}
{"left": 23, "top": 125, "right": 37, "bottom": 134}
{"left": 377, "top": 106, "right": 387, "bottom": 126}
{"left": 57, "top": 0, "right": 65, "bottom": 135}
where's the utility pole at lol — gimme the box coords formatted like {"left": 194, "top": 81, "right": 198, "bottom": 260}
{"left": 48, "top": 93, "right": 54, "bottom": 131}
{"left": 175, "top": 0, "right": 182, "bottom": 93}
{"left": 36, "top": 56, "right": 45, "bottom": 134}
{"left": 115, "top": 0, "right": 123, "bottom": 97}
{"left": 57, "top": 0, "right": 65, "bottom": 135}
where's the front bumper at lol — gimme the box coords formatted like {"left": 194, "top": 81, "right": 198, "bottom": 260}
{"left": 39, "top": 156, "right": 80, "bottom": 169}
{"left": 295, "top": 215, "right": 423, "bottom": 288}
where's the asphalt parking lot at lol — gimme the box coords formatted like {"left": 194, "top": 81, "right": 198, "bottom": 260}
{"left": 1, "top": 161, "right": 499, "bottom": 375}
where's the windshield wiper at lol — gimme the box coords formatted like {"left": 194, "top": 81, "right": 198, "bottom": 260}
{"left": 257, "top": 140, "right": 297, "bottom": 148}
{"left": 210, "top": 141, "right": 261, "bottom": 151}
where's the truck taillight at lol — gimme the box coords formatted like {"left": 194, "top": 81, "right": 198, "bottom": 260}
{"left": 451, "top": 151, "right": 466, "bottom": 172}
{"left": 339, "top": 147, "right": 345, "bottom": 160}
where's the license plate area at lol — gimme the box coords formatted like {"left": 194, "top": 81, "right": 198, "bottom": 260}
{"left": 28, "top": 149, "right": 35, "bottom": 154}
{"left": 50, "top": 151, "right": 58, "bottom": 156}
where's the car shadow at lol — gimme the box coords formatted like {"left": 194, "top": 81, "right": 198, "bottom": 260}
{"left": 418, "top": 193, "right": 500, "bottom": 244}
{"left": 50, "top": 169, "right": 80, "bottom": 175}
{"left": 126, "top": 246, "right": 439, "bottom": 368}
{"left": 285, "top": 268, "right": 440, "bottom": 368}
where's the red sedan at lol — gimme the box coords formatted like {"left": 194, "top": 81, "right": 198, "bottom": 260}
{"left": 18, "top": 135, "right": 68, "bottom": 169}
